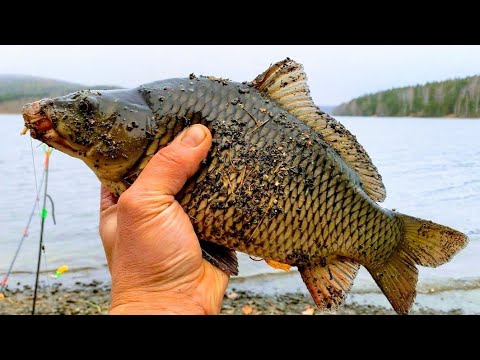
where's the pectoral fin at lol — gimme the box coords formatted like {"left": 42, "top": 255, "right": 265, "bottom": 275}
{"left": 265, "top": 259, "right": 291, "bottom": 272}
{"left": 200, "top": 241, "right": 239, "bottom": 276}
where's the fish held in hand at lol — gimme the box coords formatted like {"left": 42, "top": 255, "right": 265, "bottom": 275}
{"left": 21, "top": 59, "right": 468, "bottom": 314}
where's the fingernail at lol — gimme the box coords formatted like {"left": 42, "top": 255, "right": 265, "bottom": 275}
{"left": 181, "top": 125, "right": 206, "bottom": 147}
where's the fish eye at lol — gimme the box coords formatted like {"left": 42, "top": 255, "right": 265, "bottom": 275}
{"left": 78, "top": 96, "right": 98, "bottom": 114}
{"left": 78, "top": 100, "right": 90, "bottom": 113}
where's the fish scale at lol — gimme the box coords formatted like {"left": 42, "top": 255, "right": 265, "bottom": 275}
{"left": 22, "top": 58, "right": 468, "bottom": 314}
{"left": 132, "top": 78, "right": 402, "bottom": 268}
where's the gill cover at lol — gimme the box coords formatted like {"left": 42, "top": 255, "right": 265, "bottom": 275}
{"left": 49, "top": 88, "right": 155, "bottom": 194}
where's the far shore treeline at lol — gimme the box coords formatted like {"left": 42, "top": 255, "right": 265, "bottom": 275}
{"left": 333, "top": 75, "right": 480, "bottom": 118}
{"left": 0, "top": 75, "right": 119, "bottom": 114}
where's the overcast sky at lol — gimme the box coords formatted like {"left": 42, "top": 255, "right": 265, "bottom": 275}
{"left": 1, "top": 45, "right": 480, "bottom": 105}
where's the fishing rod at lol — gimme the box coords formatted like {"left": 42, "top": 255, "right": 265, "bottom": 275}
{"left": 32, "top": 146, "right": 53, "bottom": 315}
{"left": 0, "top": 171, "right": 45, "bottom": 295}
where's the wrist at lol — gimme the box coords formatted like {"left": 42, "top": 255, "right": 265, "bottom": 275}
{"left": 109, "top": 291, "right": 207, "bottom": 315}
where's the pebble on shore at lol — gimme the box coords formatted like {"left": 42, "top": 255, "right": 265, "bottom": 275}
{"left": 0, "top": 282, "right": 463, "bottom": 315}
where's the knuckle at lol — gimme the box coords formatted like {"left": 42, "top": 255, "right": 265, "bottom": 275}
{"left": 117, "top": 188, "right": 137, "bottom": 211}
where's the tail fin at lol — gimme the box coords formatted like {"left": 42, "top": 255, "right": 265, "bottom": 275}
{"left": 370, "top": 213, "right": 468, "bottom": 315}
{"left": 397, "top": 214, "right": 469, "bottom": 267}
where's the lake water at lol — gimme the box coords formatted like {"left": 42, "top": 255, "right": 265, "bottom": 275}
{"left": 1, "top": 114, "right": 479, "bottom": 311}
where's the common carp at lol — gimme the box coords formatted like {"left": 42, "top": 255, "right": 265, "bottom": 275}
{"left": 21, "top": 59, "right": 468, "bottom": 314}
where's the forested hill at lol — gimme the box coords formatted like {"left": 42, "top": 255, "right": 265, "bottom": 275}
{"left": 0, "top": 75, "right": 119, "bottom": 113}
{"left": 333, "top": 75, "right": 480, "bottom": 118}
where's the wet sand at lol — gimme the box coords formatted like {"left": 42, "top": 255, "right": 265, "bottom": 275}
{"left": 0, "top": 281, "right": 462, "bottom": 315}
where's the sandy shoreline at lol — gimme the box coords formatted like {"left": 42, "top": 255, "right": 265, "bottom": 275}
{"left": 0, "top": 281, "right": 463, "bottom": 315}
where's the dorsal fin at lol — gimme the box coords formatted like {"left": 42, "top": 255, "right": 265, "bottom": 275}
{"left": 252, "top": 58, "right": 386, "bottom": 202}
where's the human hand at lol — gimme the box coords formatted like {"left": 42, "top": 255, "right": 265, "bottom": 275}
{"left": 99, "top": 125, "right": 229, "bottom": 314}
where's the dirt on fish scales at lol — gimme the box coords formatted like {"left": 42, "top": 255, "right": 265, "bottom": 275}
{"left": 20, "top": 58, "right": 468, "bottom": 315}
{"left": 173, "top": 78, "right": 330, "bottom": 260}
{"left": 141, "top": 77, "right": 332, "bottom": 264}
{"left": 138, "top": 73, "right": 467, "bottom": 315}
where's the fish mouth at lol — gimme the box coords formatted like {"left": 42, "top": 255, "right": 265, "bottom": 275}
{"left": 22, "top": 100, "right": 53, "bottom": 138}
{"left": 21, "top": 100, "right": 76, "bottom": 155}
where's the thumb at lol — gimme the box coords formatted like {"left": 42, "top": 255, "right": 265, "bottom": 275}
{"left": 122, "top": 124, "right": 212, "bottom": 201}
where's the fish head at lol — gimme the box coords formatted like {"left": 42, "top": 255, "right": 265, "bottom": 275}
{"left": 22, "top": 89, "right": 154, "bottom": 194}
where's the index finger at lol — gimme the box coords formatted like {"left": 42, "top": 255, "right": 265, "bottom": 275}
{"left": 100, "top": 184, "right": 118, "bottom": 213}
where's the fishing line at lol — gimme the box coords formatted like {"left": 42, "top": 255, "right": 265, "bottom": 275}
{"left": 32, "top": 146, "right": 53, "bottom": 315}
{"left": 1, "top": 140, "right": 42, "bottom": 294}
{"left": 33, "top": 143, "right": 56, "bottom": 291}
{"left": 0, "top": 171, "right": 45, "bottom": 295}
{"left": 46, "top": 194, "right": 56, "bottom": 225}
{"left": 30, "top": 137, "right": 39, "bottom": 199}
{"left": 42, "top": 247, "right": 51, "bottom": 289}
{"left": 249, "top": 256, "right": 264, "bottom": 262}
{"left": 41, "top": 197, "right": 56, "bottom": 289}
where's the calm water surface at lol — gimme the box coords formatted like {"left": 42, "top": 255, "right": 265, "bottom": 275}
{"left": 1, "top": 115, "right": 479, "bottom": 304}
